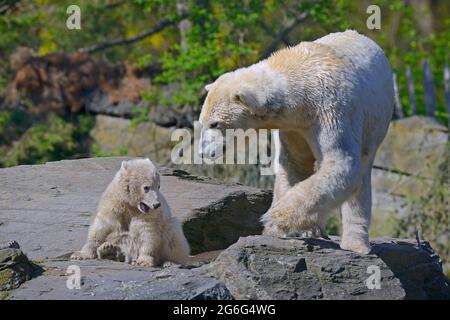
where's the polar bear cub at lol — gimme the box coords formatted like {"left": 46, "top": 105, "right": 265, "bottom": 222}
{"left": 71, "top": 158, "right": 190, "bottom": 267}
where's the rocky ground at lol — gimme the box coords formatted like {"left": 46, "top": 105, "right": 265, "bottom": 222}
{"left": 0, "top": 157, "right": 449, "bottom": 300}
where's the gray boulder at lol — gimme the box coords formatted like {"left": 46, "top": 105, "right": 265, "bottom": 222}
{"left": 371, "top": 116, "right": 448, "bottom": 224}
{"left": 0, "top": 157, "right": 271, "bottom": 260}
{"left": 210, "top": 236, "right": 450, "bottom": 300}
{"left": 0, "top": 242, "right": 42, "bottom": 293}
{"left": 9, "top": 259, "right": 232, "bottom": 300}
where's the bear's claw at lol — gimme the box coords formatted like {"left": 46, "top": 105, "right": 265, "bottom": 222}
{"left": 286, "top": 226, "right": 330, "bottom": 240}
{"left": 70, "top": 250, "right": 96, "bottom": 260}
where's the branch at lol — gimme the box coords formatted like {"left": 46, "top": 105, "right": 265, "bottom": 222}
{"left": 79, "top": 13, "right": 189, "bottom": 54}
{"left": 0, "top": 0, "right": 20, "bottom": 15}
{"left": 258, "top": 20, "right": 290, "bottom": 46}
{"left": 259, "top": 12, "right": 308, "bottom": 60}
{"left": 372, "top": 164, "right": 431, "bottom": 180}
{"left": 104, "top": 0, "right": 126, "bottom": 10}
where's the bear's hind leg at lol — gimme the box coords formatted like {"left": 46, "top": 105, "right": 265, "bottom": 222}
{"left": 340, "top": 169, "right": 372, "bottom": 254}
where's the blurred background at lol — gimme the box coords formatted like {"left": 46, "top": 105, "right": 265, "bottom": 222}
{"left": 0, "top": 0, "right": 448, "bottom": 274}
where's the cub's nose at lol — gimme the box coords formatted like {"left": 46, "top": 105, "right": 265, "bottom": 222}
{"left": 152, "top": 202, "right": 161, "bottom": 209}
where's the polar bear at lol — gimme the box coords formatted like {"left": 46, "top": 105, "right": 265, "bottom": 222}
{"left": 71, "top": 158, "right": 190, "bottom": 266}
{"left": 198, "top": 30, "right": 394, "bottom": 254}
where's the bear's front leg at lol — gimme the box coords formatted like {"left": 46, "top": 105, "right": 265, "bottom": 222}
{"left": 71, "top": 216, "right": 114, "bottom": 260}
{"left": 262, "top": 143, "right": 362, "bottom": 240}
{"left": 262, "top": 135, "right": 315, "bottom": 237}
{"left": 261, "top": 186, "right": 327, "bottom": 237}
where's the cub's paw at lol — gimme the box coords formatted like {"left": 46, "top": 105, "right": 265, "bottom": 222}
{"left": 135, "top": 256, "right": 156, "bottom": 267}
{"left": 162, "top": 261, "right": 176, "bottom": 268}
{"left": 70, "top": 250, "right": 96, "bottom": 260}
{"left": 286, "top": 226, "right": 330, "bottom": 240}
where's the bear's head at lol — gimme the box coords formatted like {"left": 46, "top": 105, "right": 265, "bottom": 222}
{"left": 118, "top": 158, "right": 162, "bottom": 214}
{"left": 198, "top": 63, "right": 287, "bottom": 159}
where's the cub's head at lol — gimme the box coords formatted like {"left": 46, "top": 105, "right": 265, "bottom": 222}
{"left": 118, "top": 158, "right": 162, "bottom": 214}
{"left": 199, "top": 63, "right": 287, "bottom": 158}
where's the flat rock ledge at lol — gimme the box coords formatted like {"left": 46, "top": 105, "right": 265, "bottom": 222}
{"left": 4, "top": 236, "right": 450, "bottom": 300}
{"left": 0, "top": 157, "right": 449, "bottom": 300}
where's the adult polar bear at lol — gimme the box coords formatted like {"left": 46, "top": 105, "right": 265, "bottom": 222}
{"left": 198, "top": 30, "right": 394, "bottom": 254}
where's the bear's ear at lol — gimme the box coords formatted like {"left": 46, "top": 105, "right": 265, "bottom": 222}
{"left": 234, "top": 88, "right": 267, "bottom": 116}
{"left": 205, "top": 82, "right": 214, "bottom": 92}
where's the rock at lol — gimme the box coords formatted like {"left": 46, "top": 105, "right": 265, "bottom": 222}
{"left": 87, "top": 93, "right": 149, "bottom": 118}
{"left": 8, "top": 260, "right": 232, "bottom": 300}
{"left": 210, "top": 236, "right": 450, "bottom": 300}
{"left": 2, "top": 156, "right": 448, "bottom": 300}
{"left": 182, "top": 187, "right": 271, "bottom": 254}
{"left": 374, "top": 116, "right": 448, "bottom": 179}
{"left": 90, "top": 115, "right": 174, "bottom": 164}
{"left": 370, "top": 116, "right": 448, "bottom": 238}
{"left": 372, "top": 116, "right": 448, "bottom": 198}
{"left": 150, "top": 104, "right": 194, "bottom": 128}
{"left": 0, "top": 242, "right": 42, "bottom": 292}
{"left": 3, "top": 51, "right": 149, "bottom": 115}
{"left": 0, "top": 157, "right": 271, "bottom": 260}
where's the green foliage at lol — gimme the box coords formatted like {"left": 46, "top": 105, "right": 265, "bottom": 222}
{"left": 0, "top": 8, "right": 39, "bottom": 90}
{"left": 152, "top": 0, "right": 356, "bottom": 109}
{"left": 90, "top": 144, "right": 128, "bottom": 158}
{"left": 0, "top": 113, "right": 95, "bottom": 167}
{"left": 325, "top": 214, "right": 341, "bottom": 236}
{"left": 129, "top": 104, "right": 151, "bottom": 128}
{"left": 393, "top": 145, "right": 450, "bottom": 276}
{"left": 0, "top": 109, "right": 36, "bottom": 144}
{"left": 0, "top": 0, "right": 449, "bottom": 167}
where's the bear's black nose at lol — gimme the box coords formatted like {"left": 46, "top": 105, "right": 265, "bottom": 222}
{"left": 153, "top": 202, "right": 161, "bottom": 209}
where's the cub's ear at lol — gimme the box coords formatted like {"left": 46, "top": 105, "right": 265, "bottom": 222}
{"left": 120, "top": 160, "right": 129, "bottom": 171}
{"left": 234, "top": 88, "right": 267, "bottom": 116}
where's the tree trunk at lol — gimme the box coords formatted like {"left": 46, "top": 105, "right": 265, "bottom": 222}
{"left": 444, "top": 61, "right": 450, "bottom": 127}
{"left": 422, "top": 59, "right": 437, "bottom": 118}
{"left": 409, "top": 0, "right": 434, "bottom": 37}
{"left": 406, "top": 65, "right": 417, "bottom": 115}
{"left": 393, "top": 72, "right": 404, "bottom": 118}
{"left": 177, "top": 1, "right": 191, "bottom": 52}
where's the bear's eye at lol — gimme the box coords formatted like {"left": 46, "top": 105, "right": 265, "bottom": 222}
{"left": 209, "top": 121, "right": 218, "bottom": 129}
{"left": 143, "top": 186, "right": 151, "bottom": 193}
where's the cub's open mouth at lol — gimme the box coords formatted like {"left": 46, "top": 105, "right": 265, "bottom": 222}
{"left": 138, "top": 202, "right": 150, "bottom": 213}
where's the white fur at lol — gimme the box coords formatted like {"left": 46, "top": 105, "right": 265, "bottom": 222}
{"left": 71, "top": 158, "right": 190, "bottom": 266}
{"left": 199, "top": 30, "right": 394, "bottom": 254}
